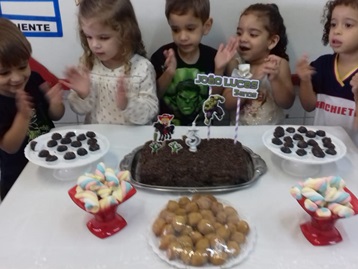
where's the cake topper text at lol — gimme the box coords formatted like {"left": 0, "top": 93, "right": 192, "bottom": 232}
{"left": 194, "top": 73, "right": 259, "bottom": 99}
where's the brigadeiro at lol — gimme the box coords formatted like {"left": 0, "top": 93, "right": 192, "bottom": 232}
{"left": 77, "top": 133, "right": 87, "bottom": 141}
{"left": 325, "top": 148, "right": 337, "bottom": 155}
{"left": 87, "top": 138, "right": 98, "bottom": 145}
{"left": 306, "top": 130, "right": 316, "bottom": 138}
{"left": 272, "top": 137, "right": 283, "bottom": 145}
{"left": 46, "top": 155, "right": 58, "bottom": 162}
{"left": 64, "top": 151, "right": 76, "bottom": 160}
{"left": 38, "top": 149, "right": 50, "bottom": 158}
{"left": 297, "top": 140, "right": 308, "bottom": 149}
{"left": 57, "top": 145, "right": 68, "bottom": 152}
{"left": 89, "top": 143, "right": 100, "bottom": 152}
{"left": 284, "top": 141, "right": 294, "bottom": 148}
{"left": 86, "top": 131, "right": 96, "bottom": 138}
{"left": 60, "top": 137, "right": 72, "bottom": 145}
{"left": 283, "top": 136, "right": 293, "bottom": 143}
{"left": 312, "top": 146, "right": 325, "bottom": 158}
{"left": 30, "top": 141, "right": 37, "bottom": 151}
{"left": 307, "top": 139, "right": 318, "bottom": 147}
{"left": 71, "top": 140, "right": 82, "bottom": 148}
{"left": 286, "top": 127, "right": 295, "bottom": 133}
{"left": 316, "top": 130, "right": 326, "bottom": 137}
{"left": 293, "top": 133, "right": 304, "bottom": 141}
{"left": 297, "top": 126, "right": 307, "bottom": 133}
{"left": 77, "top": 148, "right": 88, "bottom": 156}
{"left": 51, "top": 132, "right": 62, "bottom": 140}
{"left": 65, "top": 131, "right": 76, "bottom": 138}
{"left": 47, "top": 139, "right": 58, "bottom": 148}
{"left": 296, "top": 149, "right": 307, "bottom": 156}
{"left": 273, "top": 126, "right": 285, "bottom": 137}
{"left": 280, "top": 146, "right": 292, "bottom": 154}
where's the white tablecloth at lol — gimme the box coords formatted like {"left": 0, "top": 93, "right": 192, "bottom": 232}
{"left": 0, "top": 125, "right": 358, "bottom": 269}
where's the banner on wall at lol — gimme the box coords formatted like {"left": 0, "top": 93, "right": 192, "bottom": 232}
{"left": 0, "top": 0, "right": 62, "bottom": 37}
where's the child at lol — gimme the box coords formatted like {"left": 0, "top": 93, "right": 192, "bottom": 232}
{"left": 0, "top": 18, "right": 64, "bottom": 200}
{"left": 223, "top": 3, "right": 294, "bottom": 125}
{"left": 296, "top": 0, "right": 358, "bottom": 138}
{"left": 151, "top": 0, "right": 237, "bottom": 126}
{"left": 63, "top": 0, "right": 158, "bottom": 125}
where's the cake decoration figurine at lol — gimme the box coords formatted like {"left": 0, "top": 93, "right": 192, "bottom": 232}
{"left": 168, "top": 141, "right": 182, "bottom": 154}
{"left": 68, "top": 162, "right": 136, "bottom": 238}
{"left": 202, "top": 94, "right": 226, "bottom": 125}
{"left": 290, "top": 176, "right": 358, "bottom": 245}
{"left": 185, "top": 116, "right": 201, "bottom": 152}
{"left": 153, "top": 113, "right": 175, "bottom": 141}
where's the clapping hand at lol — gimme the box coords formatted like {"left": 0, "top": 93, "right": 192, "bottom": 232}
{"left": 162, "top": 48, "right": 177, "bottom": 76}
{"left": 215, "top": 36, "right": 239, "bottom": 72}
{"left": 16, "top": 90, "right": 33, "bottom": 120}
{"left": 255, "top": 55, "right": 281, "bottom": 81}
{"left": 61, "top": 66, "right": 90, "bottom": 99}
{"left": 350, "top": 73, "right": 358, "bottom": 104}
{"left": 116, "top": 76, "right": 128, "bottom": 110}
{"left": 296, "top": 55, "right": 315, "bottom": 82}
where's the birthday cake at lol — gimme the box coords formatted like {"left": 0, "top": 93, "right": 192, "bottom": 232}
{"left": 136, "top": 138, "right": 253, "bottom": 187}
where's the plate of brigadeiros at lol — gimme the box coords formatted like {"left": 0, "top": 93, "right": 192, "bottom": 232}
{"left": 149, "top": 194, "right": 256, "bottom": 268}
{"left": 262, "top": 125, "right": 347, "bottom": 165}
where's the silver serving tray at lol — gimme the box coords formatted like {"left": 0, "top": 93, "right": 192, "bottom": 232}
{"left": 119, "top": 145, "right": 267, "bottom": 193}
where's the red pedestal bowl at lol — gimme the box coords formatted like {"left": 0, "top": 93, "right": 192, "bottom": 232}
{"left": 68, "top": 185, "right": 136, "bottom": 239}
{"left": 297, "top": 187, "right": 358, "bottom": 246}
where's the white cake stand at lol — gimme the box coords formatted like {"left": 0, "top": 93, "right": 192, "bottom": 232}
{"left": 24, "top": 129, "right": 110, "bottom": 181}
{"left": 262, "top": 126, "right": 347, "bottom": 178}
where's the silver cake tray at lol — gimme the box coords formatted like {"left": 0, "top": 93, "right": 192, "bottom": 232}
{"left": 119, "top": 145, "right": 267, "bottom": 193}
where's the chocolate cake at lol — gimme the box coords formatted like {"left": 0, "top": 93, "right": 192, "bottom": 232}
{"left": 136, "top": 138, "right": 253, "bottom": 187}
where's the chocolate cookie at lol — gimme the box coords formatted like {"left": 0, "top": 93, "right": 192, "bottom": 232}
{"left": 71, "top": 140, "right": 82, "bottom": 148}
{"left": 60, "top": 137, "right": 72, "bottom": 145}
{"left": 297, "top": 126, "right": 307, "bottom": 133}
{"left": 47, "top": 139, "right": 58, "bottom": 148}
{"left": 86, "top": 131, "right": 96, "bottom": 138}
{"left": 76, "top": 133, "right": 87, "bottom": 141}
{"left": 280, "top": 146, "right": 292, "bottom": 154}
{"left": 64, "top": 151, "right": 76, "bottom": 160}
{"left": 65, "top": 131, "right": 76, "bottom": 138}
{"left": 286, "top": 127, "right": 295, "bottom": 133}
{"left": 38, "top": 149, "right": 50, "bottom": 158}
{"left": 51, "top": 132, "right": 62, "bottom": 140}
{"left": 272, "top": 137, "right": 283, "bottom": 145}
{"left": 57, "top": 145, "right": 68, "bottom": 152}
{"left": 77, "top": 148, "right": 88, "bottom": 156}
{"left": 89, "top": 143, "right": 100, "bottom": 151}
{"left": 46, "top": 155, "right": 58, "bottom": 162}
{"left": 296, "top": 149, "right": 307, "bottom": 156}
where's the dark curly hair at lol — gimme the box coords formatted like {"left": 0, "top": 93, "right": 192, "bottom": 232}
{"left": 321, "top": 0, "right": 358, "bottom": 46}
{"left": 241, "top": 3, "right": 289, "bottom": 61}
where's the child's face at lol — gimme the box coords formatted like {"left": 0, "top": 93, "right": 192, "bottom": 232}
{"left": 329, "top": 5, "right": 358, "bottom": 55}
{"left": 0, "top": 62, "right": 30, "bottom": 97}
{"left": 236, "top": 14, "right": 277, "bottom": 63}
{"left": 81, "top": 18, "right": 121, "bottom": 69}
{"left": 168, "top": 10, "right": 212, "bottom": 58}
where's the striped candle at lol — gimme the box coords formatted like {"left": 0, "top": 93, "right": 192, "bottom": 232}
{"left": 234, "top": 97, "right": 241, "bottom": 144}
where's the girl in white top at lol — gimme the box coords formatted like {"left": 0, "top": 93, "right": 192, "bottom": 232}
{"left": 223, "top": 3, "right": 294, "bottom": 125}
{"left": 63, "top": 0, "right": 158, "bottom": 124}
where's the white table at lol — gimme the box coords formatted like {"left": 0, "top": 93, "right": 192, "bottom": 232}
{"left": 1, "top": 125, "right": 358, "bottom": 269}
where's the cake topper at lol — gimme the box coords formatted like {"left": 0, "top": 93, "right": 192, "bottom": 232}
{"left": 153, "top": 114, "right": 175, "bottom": 141}
{"left": 202, "top": 94, "right": 226, "bottom": 125}
{"left": 168, "top": 141, "right": 183, "bottom": 154}
{"left": 185, "top": 116, "right": 201, "bottom": 152}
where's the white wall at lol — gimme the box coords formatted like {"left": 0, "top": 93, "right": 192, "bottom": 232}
{"left": 28, "top": 0, "right": 332, "bottom": 77}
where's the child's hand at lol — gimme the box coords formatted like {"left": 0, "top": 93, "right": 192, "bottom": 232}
{"left": 15, "top": 90, "right": 33, "bottom": 120}
{"left": 262, "top": 55, "right": 281, "bottom": 81}
{"left": 45, "top": 83, "right": 64, "bottom": 105}
{"left": 296, "top": 55, "right": 315, "bottom": 82}
{"left": 350, "top": 73, "right": 358, "bottom": 104}
{"left": 61, "top": 66, "right": 90, "bottom": 99}
{"left": 215, "top": 36, "right": 239, "bottom": 72}
{"left": 163, "top": 49, "right": 177, "bottom": 76}
{"left": 116, "top": 76, "right": 128, "bottom": 110}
